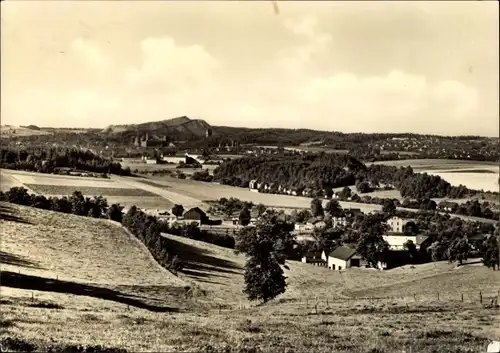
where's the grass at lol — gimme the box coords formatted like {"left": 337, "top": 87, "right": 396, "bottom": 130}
{"left": 24, "top": 184, "right": 158, "bottom": 197}
{"left": 0, "top": 172, "right": 24, "bottom": 191}
{"left": 142, "top": 176, "right": 383, "bottom": 214}
{"left": 2, "top": 169, "right": 122, "bottom": 187}
{"left": 1, "top": 203, "right": 500, "bottom": 352}
{"left": 0, "top": 202, "right": 185, "bottom": 288}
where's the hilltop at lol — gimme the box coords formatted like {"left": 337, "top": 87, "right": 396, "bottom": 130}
{"left": 102, "top": 116, "right": 212, "bottom": 139}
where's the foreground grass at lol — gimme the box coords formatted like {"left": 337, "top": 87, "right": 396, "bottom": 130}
{"left": 1, "top": 203, "right": 499, "bottom": 352}
{"left": 1, "top": 290, "right": 498, "bottom": 353}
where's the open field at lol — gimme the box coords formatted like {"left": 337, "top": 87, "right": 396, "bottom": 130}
{"left": 425, "top": 171, "right": 499, "bottom": 193}
{"left": 0, "top": 172, "right": 25, "bottom": 192}
{"left": 0, "top": 125, "right": 53, "bottom": 137}
{"left": 140, "top": 176, "right": 383, "bottom": 213}
{"left": 24, "top": 184, "right": 158, "bottom": 197}
{"left": 1, "top": 169, "right": 123, "bottom": 188}
{"left": 2, "top": 205, "right": 499, "bottom": 352}
{"left": 369, "top": 158, "right": 498, "bottom": 171}
{"left": 105, "top": 195, "right": 173, "bottom": 210}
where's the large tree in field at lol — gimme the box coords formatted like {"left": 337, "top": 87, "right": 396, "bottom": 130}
{"left": 482, "top": 232, "right": 499, "bottom": 270}
{"left": 447, "top": 236, "right": 469, "bottom": 265}
{"left": 310, "top": 198, "right": 324, "bottom": 218}
{"left": 354, "top": 214, "right": 390, "bottom": 268}
{"left": 235, "top": 212, "right": 294, "bottom": 303}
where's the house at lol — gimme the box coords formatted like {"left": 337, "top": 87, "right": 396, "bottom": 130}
{"left": 183, "top": 207, "right": 209, "bottom": 225}
{"left": 383, "top": 233, "right": 430, "bottom": 250}
{"left": 332, "top": 217, "right": 347, "bottom": 228}
{"left": 306, "top": 217, "right": 327, "bottom": 230}
{"left": 301, "top": 251, "right": 327, "bottom": 267}
{"left": 327, "top": 246, "right": 361, "bottom": 270}
{"left": 249, "top": 179, "right": 258, "bottom": 190}
{"left": 344, "top": 208, "right": 363, "bottom": 217}
{"left": 386, "top": 216, "right": 415, "bottom": 233}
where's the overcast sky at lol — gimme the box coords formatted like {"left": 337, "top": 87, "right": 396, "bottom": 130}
{"left": 1, "top": 1, "right": 498, "bottom": 136}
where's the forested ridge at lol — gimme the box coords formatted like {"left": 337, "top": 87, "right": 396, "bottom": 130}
{"left": 0, "top": 147, "right": 131, "bottom": 175}
{"left": 213, "top": 154, "right": 494, "bottom": 200}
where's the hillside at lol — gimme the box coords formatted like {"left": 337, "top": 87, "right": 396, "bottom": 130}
{"left": 103, "top": 116, "right": 212, "bottom": 138}
{"left": 1, "top": 202, "right": 499, "bottom": 352}
{"left": 161, "top": 233, "right": 500, "bottom": 305}
{"left": 0, "top": 202, "right": 191, "bottom": 312}
{"left": 0, "top": 125, "right": 53, "bottom": 137}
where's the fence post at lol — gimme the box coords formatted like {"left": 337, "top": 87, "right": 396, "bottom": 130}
{"left": 31, "top": 292, "right": 34, "bottom": 301}
{"left": 326, "top": 298, "right": 329, "bottom": 307}
{"left": 479, "top": 291, "right": 482, "bottom": 304}
{"left": 437, "top": 292, "right": 439, "bottom": 301}
{"left": 461, "top": 293, "right": 464, "bottom": 302}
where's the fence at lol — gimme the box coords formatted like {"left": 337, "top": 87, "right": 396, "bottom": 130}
{"left": 210, "top": 289, "right": 500, "bottom": 314}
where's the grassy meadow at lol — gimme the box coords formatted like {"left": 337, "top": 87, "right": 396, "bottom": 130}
{"left": 1, "top": 202, "right": 499, "bottom": 352}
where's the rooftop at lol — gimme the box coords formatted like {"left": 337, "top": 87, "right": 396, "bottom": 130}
{"left": 328, "top": 246, "right": 358, "bottom": 261}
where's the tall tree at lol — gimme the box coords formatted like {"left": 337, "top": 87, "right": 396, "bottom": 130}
{"left": 239, "top": 206, "right": 251, "bottom": 226}
{"left": 256, "top": 203, "right": 267, "bottom": 217}
{"left": 234, "top": 212, "right": 294, "bottom": 303}
{"left": 107, "top": 203, "right": 124, "bottom": 223}
{"left": 447, "top": 237, "right": 470, "bottom": 265}
{"left": 382, "top": 199, "right": 396, "bottom": 215}
{"left": 354, "top": 214, "right": 390, "bottom": 268}
{"left": 482, "top": 233, "right": 499, "bottom": 270}
{"left": 171, "top": 204, "right": 184, "bottom": 218}
{"left": 310, "top": 198, "right": 324, "bottom": 218}
{"left": 324, "top": 199, "right": 344, "bottom": 217}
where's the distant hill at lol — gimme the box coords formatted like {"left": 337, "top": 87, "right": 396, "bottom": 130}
{"left": 103, "top": 116, "right": 212, "bottom": 139}
{"left": 0, "top": 125, "right": 53, "bottom": 137}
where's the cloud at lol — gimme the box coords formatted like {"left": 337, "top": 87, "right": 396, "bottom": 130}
{"left": 124, "top": 36, "right": 220, "bottom": 91}
{"left": 71, "top": 38, "right": 109, "bottom": 71}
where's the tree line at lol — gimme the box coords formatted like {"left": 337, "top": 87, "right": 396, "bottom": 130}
{"left": 0, "top": 147, "right": 131, "bottom": 175}
{"left": 213, "top": 154, "right": 496, "bottom": 201}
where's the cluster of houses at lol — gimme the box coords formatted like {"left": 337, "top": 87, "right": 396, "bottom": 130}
{"left": 139, "top": 206, "right": 222, "bottom": 227}
{"left": 294, "top": 216, "right": 349, "bottom": 232}
{"left": 301, "top": 216, "right": 431, "bottom": 271}
{"left": 248, "top": 179, "right": 353, "bottom": 200}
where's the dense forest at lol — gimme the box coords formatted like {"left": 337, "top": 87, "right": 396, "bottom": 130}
{"left": 213, "top": 154, "right": 485, "bottom": 200}
{"left": 0, "top": 147, "right": 131, "bottom": 175}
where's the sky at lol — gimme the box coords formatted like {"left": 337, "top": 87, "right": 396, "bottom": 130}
{"left": 1, "top": 1, "right": 498, "bottom": 136}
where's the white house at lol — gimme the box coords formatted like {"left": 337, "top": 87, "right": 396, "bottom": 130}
{"left": 306, "top": 217, "right": 327, "bottom": 230}
{"left": 301, "top": 251, "right": 327, "bottom": 267}
{"left": 332, "top": 217, "right": 347, "bottom": 228}
{"left": 386, "top": 216, "right": 415, "bottom": 233}
{"left": 326, "top": 246, "right": 361, "bottom": 271}
{"left": 383, "top": 233, "right": 430, "bottom": 250}
{"left": 249, "top": 179, "right": 258, "bottom": 189}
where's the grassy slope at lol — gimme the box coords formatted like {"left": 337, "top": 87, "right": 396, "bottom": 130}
{"left": 0, "top": 202, "right": 188, "bottom": 300}
{"left": 1, "top": 203, "right": 499, "bottom": 352}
